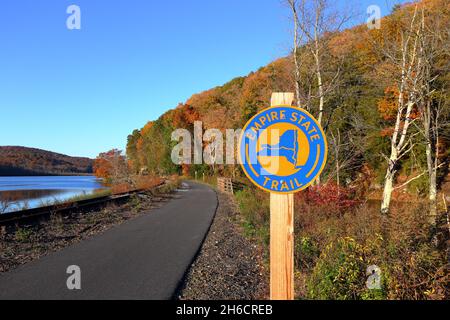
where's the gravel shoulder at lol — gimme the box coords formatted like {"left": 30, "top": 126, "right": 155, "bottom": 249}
{"left": 177, "top": 190, "right": 269, "bottom": 300}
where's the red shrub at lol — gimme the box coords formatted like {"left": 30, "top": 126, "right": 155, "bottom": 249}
{"left": 295, "top": 183, "right": 360, "bottom": 215}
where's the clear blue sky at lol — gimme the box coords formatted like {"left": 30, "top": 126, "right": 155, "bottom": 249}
{"left": 0, "top": 0, "right": 406, "bottom": 158}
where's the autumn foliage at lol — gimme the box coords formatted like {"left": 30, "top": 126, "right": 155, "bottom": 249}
{"left": 93, "top": 149, "right": 127, "bottom": 184}
{"left": 98, "top": 0, "right": 449, "bottom": 300}
{"left": 0, "top": 146, "right": 93, "bottom": 176}
{"left": 377, "top": 86, "right": 399, "bottom": 120}
{"left": 295, "top": 183, "right": 360, "bottom": 215}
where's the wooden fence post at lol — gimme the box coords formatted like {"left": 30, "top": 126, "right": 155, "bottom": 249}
{"left": 270, "top": 92, "right": 295, "bottom": 300}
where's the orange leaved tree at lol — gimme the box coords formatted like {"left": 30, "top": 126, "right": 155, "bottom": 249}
{"left": 93, "top": 149, "right": 128, "bottom": 185}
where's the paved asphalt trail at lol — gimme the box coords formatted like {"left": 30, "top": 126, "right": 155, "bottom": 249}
{"left": 0, "top": 182, "right": 217, "bottom": 300}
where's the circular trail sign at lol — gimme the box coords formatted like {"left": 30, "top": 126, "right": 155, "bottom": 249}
{"left": 239, "top": 105, "right": 327, "bottom": 194}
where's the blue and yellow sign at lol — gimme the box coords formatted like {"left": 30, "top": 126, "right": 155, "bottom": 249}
{"left": 239, "top": 105, "right": 327, "bottom": 194}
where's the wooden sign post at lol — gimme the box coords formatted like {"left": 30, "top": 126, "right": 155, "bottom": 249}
{"left": 238, "top": 92, "right": 327, "bottom": 300}
{"left": 270, "top": 93, "right": 295, "bottom": 300}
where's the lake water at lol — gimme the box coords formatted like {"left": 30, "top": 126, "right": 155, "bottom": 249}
{"left": 0, "top": 176, "right": 107, "bottom": 213}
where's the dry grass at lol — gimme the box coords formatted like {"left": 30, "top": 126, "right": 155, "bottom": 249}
{"left": 235, "top": 185, "right": 449, "bottom": 300}
{"left": 110, "top": 176, "right": 165, "bottom": 195}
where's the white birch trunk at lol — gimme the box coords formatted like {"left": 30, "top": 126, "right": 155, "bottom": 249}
{"left": 380, "top": 6, "right": 419, "bottom": 214}
{"left": 381, "top": 144, "right": 398, "bottom": 214}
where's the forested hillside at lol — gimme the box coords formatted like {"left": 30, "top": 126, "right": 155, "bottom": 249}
{"left": 0, "top": 146, "right": 93, "bottom": 176}
{"left": 126, "top": 0, "right": 449, "bottom": 195}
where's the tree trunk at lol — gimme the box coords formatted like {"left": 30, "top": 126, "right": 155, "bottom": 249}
{"left": 380, "top": 4, "right": 422, "bottom": 215}
{"left": 429, "top": 170, "right": 437, "bottom": 223}
{"left": 317, "top": 75, "right": 324, "bottom": 126}
{"left": 381, "top": 144, "right": 398, "bottom": 215}
{"left": 426, "top": 140, "right": 438, "bottom": 223}
{"left": 291, "top": 3, "right": 302, "bottom": 109}
{"left": 381, "top": 170, "right": 395, "bottom": 215}
{"left": 314, "top": 53, "right": 324, "bottom": 128}
{"left": 336, "top": 158, "right": 340, "bottom": 187}
{"left": 424, "top": 100, "right": 437, "bottom": 224}
{"left": 314, "top": 53, "right": 323, "bottom": 186}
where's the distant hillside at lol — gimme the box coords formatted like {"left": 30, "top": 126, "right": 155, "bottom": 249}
{"left": 0, "top": 146, "right": 93, "bottom": 176}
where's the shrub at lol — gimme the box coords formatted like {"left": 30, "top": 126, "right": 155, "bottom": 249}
{"left": 295, "top": 236, "right": 320, "bottom": 270}
{"left": 296, "top": 183, "right": 360, "bottom": 217}
{"left": 235, "top": 188, "right": 269, "bottom": 226}
{"left": 235, "top": 188, "right": 270, "bottom": 245}
{"left": 383, "top": 241, "right": 448, "bottom": 300}
{"left": 307, "top": 236, "right": 387, "bottom": 300}
{"left": 15, "top": 228, "right": 33, "bottom": 243}
{"left": 233, "top": 182, "right": 448, "bottom": 300}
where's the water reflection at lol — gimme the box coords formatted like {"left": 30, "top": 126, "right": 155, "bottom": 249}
{"left": 0, "top": 176, "right": 108, "bottom": 213}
